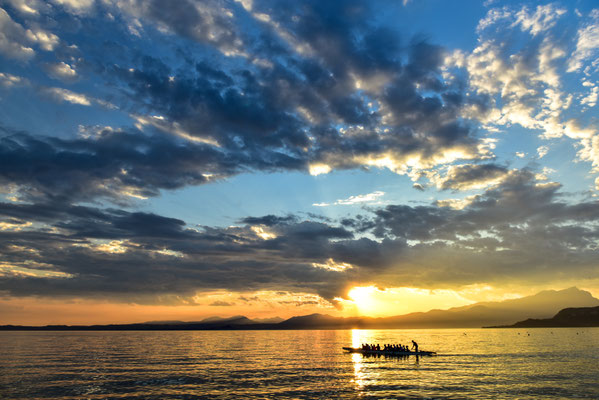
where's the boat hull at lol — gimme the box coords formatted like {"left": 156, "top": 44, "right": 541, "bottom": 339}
{"left": 342, "top": 347, "right": 436, "bottom": 356}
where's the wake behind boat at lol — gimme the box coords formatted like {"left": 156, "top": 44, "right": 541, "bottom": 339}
{"left": 343, "top": 347, "right": 436, "bottom": 356}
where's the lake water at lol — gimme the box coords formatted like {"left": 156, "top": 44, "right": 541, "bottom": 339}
{"left": 1, "top": 328, "right": 598, "bottom": 399}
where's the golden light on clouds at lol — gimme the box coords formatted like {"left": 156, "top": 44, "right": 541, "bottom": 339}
{"left": 308, "top": 163, "right": 332, "bottom": 176}
{"left": 251, "top": 226, "right": 277, "bottom": 240}
{"left": 92, "top": 240, "right": 130, "bottom": 254}
{"left": 312, "top": 258, "right": 353, "bottom": 272}
{"left": 0, "top": 262, "right": 73, "bottom": 279}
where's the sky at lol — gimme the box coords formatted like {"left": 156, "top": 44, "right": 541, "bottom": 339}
{"left": 1, "top": 0, "right": 599, "bottom": 325}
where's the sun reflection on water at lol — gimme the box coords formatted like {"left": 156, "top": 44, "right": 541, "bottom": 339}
{"left": 3, "top": 329, "right": 599, "bottom": 399}
{"left": 351, "top": 329, "right": 369, "bottom": 390}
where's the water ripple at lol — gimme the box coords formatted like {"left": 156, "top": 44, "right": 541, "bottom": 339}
{"left": 1, "top": 328, "right": 598, "bottom": 399}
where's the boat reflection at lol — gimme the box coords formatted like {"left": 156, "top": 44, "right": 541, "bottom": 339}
{"left": 350, "top": 329, "right": 423, "bottom": 379}
{"left": 356, "top": 351, "right": 420, "bottom": 361}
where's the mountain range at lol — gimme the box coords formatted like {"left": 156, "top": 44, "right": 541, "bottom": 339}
{"left": 2, "top": 287, "right": 598, "bottom": 330}
{"left": 492, "top": 305, "right": 599, "bottom": 328}
{"left": 273, "top": 287, "right": 599, "bottom": 329}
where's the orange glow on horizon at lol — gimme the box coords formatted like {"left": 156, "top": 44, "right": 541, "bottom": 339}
{"left": 2, "top": 283, "right": 599, "bottom": 326}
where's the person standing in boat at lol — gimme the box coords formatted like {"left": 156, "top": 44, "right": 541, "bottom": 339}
{"left": 411, "top": 340, "right": 418, "bottom": 353}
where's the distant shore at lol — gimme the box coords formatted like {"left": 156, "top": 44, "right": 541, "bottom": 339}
{"left": 485, "top": 306, "right": 599, "bottom": 328}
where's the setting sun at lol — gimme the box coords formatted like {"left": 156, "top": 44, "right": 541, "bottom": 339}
{"left": 348, "top": 286, "right": 378, "bottom": 314}
{"left": 345, "top": 286, "right": 489, "bottom": 317}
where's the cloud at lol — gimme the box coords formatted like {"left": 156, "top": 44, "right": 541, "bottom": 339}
{"left": 110, "top": 0, "right": 243, "bottom": 56}
{"left": 41, "top": 87, "right": 90, "bottom": 105}
{"left": 0, "top": 7, "right": 36, "bottom": 60}
{"left": 209, "top": 300, "right": 234, "bottom": 306}
{"left": 512, "top": 4, "right": 567, "bottom": 36}
{"left": 460, "top": 36, "right": 569, "bottom": 133}
{"left": 84, "top": 0, "right": 492, "bottom": 185}
{"left": 581, "top": 85, "right": 598, "bottom": 108}
{"left": 1, "top": 168, "right": 599, "bottom": 303}
{"left": 239, "top": 215, "right": 297, "bottom": 226}
{"left": 0, "top": 0, "right": 503, "bottom": 207}
{"left": 2, "top": 0, "right": 48, "bottom": 15}
{"left": 313, "top": 191, "right": 385, "bottom": 207}
{"left": 52, "top": 0, "right": 95, "bottom": 14}
{"left": 477, "top": 4, "right": 567, "bottom": 36}
{"left": 0, "top": 128, "right": 243, "bottom": 203}
{"left": 3, "top": 0, "right": 599, "bottom": 308}
{"left": 431, "top": 163, "right": 510, "bottom": 191}
{"left": 0, "top": 201, "right": 358, "bottom": 302}
{"left": 0, "top": 72, "right": 28, "bottom": 87}
{"left": 435, "top": 194, "right": 479, "bottom": 210}
{"left": 452, "top": 3, "right": 599, "bottom": 186}
{"left": 44, "top": 62, "right": 78, "bottom": 82}
{"left": 567, "top": 10, "right": 599, "bottom": 72}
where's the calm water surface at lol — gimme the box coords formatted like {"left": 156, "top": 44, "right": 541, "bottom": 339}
{"left": 1, "top": 328, "right": 598, "bottom": 399}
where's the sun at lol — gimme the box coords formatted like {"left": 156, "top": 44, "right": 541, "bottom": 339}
{"left": 348, "top": 286, "right": 378, "bottom": 314}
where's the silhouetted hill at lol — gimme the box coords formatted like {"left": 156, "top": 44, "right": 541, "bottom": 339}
{"left": 252, "top": 316, "right": 284, "bottom": 324}
{"left": 370, "top": 287, "right": 599, "bottom": 328}
{"left": 275, "top": 287, "right": 599, "bottom": 329}
{"left": 277, "top": 313, "right": 362, "bottom": 329}
{"left": 492, "top": 306, "right": 599, "bottom": 328}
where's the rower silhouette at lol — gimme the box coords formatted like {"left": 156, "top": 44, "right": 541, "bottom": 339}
{"left": 411, "top": 340, "right": 418, "bottom": 353}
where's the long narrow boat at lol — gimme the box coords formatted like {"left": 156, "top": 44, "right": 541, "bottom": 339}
{"left": 342, "top": 347, "right": 436, "bottom": 356}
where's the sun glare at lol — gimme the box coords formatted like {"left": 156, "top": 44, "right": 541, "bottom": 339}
{"left": 348, "top": 286, "right": 377, "bottom": 313}
{"left": 346, "top": 286, "right": 478, "bottom": 317}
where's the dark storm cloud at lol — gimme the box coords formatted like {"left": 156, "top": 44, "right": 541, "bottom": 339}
{"left": 114, "top": 0, "right": 243, "bottom": 53}
{"left": 0, "top": 127, "right": 306, "bottom": 203}
{"left": 89, "top": 0, "right": 486, "bottom": 182}
{"left": 2, "top": 169, "right": 599, "bottom": 303}
{"left": 239, "top": 214, "right": 298, "bottom": 226}
{"left": 3, "top": 1, "right": 599, "bottom": 306}
{"left": 436, "top": 163, "right": 509, "bottom": 190}
{"left": 366, "top": 170, "right": 599, "bottom": 284}
{"left": 0, "top": 0, "right": 490, "bottom": 204}
{"left": 0, "top": 200, "right": 358, "bottom": 302}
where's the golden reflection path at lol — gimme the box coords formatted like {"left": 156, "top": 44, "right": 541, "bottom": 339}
{"left": 351, "top": 329, "right": 369, "bottom": 390}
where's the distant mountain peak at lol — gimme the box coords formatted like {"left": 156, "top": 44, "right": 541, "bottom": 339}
{"left": 200, "top": 315, "right": 248, "bottom": 323}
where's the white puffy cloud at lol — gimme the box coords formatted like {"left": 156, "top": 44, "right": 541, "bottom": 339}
{"left": 52, "top": 0, "right": 95, "bottom": 14}
{"left": 477, "top": 4, "right": 566, "bottom": 35}
{"left": 476, "top": 7, "right": 512, "bottom": 32}
{"left": 435, "top": 194, "right": 479, "bottom": 210}
{"left": 2, "top": 0, "right": 48, "bottom": 15}
{"left": 0, "top": 7, "right": 35, "bottom": 60}
{"left": 45, "top": 62, "right": 78, "bottom": 82}
{"left": 25, "top": 28, "right": 59, "bottom": 51}
{"left": 429, "top": 164, "right": 510, "bottom": 191}
{"left": 581, "top": 85, "right": 598, "bottom": 108}
{"left": 0, "top": 72, "right": 27, "bottom": 87}
{"left": 512, "top": 4, "right": 567, "bottom": 36}
{"left": 568, "top": 9, "right": 599, "bottom": 73}
{"left": 0, "top": 7, "right": 59, "bottom": 60}
{"left": 462, "top": 35, "right": 569, "bottom": 134}
{"left": 453, "top": 4, "right": 599, "bottom": 185}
